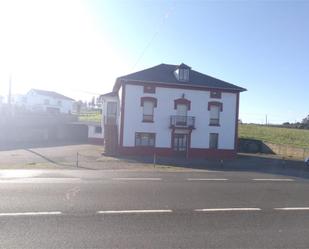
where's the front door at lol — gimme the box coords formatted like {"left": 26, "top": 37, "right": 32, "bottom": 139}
{"left": 173, "top": 134, "right": 188, "bottom": 155}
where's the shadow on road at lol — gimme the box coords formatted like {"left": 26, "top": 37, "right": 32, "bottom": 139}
{"left": 25, "top": 148, "right": 94, "bottom": 170}
{"left": 109, "top": 153, "right": 309, "bottom": 179}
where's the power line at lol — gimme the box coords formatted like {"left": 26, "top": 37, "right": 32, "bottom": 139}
{"left": 131, "top": 3, "right": 176, "bottom": 71}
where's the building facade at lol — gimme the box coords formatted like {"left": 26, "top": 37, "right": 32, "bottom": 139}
{"left": 101, "top": 63, "right": 246, "bottom": 158}
{"left": 16, "top": 89, "right": 75, "bottom": 114}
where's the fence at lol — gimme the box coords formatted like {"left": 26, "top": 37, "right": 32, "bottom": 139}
{"left": 264, "top": 142, "right": 309, "bottom": 160}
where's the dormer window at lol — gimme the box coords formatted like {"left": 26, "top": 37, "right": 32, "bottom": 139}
{"left": 174, "top": 63, "right": 191, "bottom": 82}
{"left": 179, "top": 68, "right": 189, "bottom": 81}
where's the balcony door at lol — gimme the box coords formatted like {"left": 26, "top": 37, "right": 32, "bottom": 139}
{"left": 176, "top": 104, "right": 188, "bottom": 126}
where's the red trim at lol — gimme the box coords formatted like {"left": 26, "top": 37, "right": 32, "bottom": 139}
{"left": 140, "top": 96, "right": 157, "bottom": 107}
{"left": 174, "top": 98, "right": 191, "bottom": 110}
{"left": 208, "top": 101, "right": 223, "bottom": 111}
{"left": 88, "top": 137, "right": 104, "bottom": 145}
{"left": 234, "top": 92, "right": 240, "bottom": 151}
{"left": 118, "top": 146, "right": 236, "bottom": 159}
{"left": 119, "top": 84, "right": 126, "bottom": 147}
{"left": 119, "top": 146, "right": 173, "bottom": 157}
{"left": 123, "top": 80, "right": 242, "bottom": 93}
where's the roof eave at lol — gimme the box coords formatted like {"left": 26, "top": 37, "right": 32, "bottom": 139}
{"left": 117, "top": 78, "right": 246, "bottom": 92}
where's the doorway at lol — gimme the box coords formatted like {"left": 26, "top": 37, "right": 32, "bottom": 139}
{"left": 173, "top": 134, "right": 188, "bottom": 155}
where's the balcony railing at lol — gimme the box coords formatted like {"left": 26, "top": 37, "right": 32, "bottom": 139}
{"left": 170, "top": 115, "right": 195, "bottom": 129}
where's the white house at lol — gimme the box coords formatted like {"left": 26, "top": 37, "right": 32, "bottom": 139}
{"left": 73, "top": 121, "right": 104, "bottom": 144}
{"left": 101, "top": 63, "right": 246, "bottom": 158}
{"left": 18, "top": 89, "right": 75, "bottom": 114}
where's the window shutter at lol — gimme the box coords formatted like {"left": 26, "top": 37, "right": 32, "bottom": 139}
{"left": 210, "top": 105, "right": 220, "bottom": 119}
{"left": 176, "top": 104, "right": 188, "bottom": 116}
{"left": 143, "top": 101, "right": 154, "bottom": 115}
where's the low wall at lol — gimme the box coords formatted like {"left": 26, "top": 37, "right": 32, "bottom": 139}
{"left": 238, "top": 138, "right": 309, "bottom": 160}
{"left": 0, "top": 123, "right": 88, "bottom": 149}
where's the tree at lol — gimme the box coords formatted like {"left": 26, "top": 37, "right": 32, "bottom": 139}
{"left": 91, "top": 96, "right": 95, "bottom": 108}
{"left": 302, "top": 115, "right": 309, "bottom": 124}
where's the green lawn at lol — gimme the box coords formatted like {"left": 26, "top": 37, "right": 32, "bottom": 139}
{"left": 239, "top": 124, "right": 309, "bottom": 149}
{"left": 78, "top": 112, "right": 102, "bottom": 122}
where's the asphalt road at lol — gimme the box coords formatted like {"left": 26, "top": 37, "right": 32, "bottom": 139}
{"left": 0, "top": 169, "right": 309, "bottom": 248}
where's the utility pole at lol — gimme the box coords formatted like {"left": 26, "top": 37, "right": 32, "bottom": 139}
{"left": 8, "top": 74, "right": 12, "bottom": 116}
{"left": 8, "top": 74, "right": 12, "bottom": 106}
{"left": 265, "top": 114, "right": 268, "bottom": 126}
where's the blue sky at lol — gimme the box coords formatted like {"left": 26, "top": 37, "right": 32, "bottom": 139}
{"left": 1, "top": 0, "right": 308, "bottom": 124}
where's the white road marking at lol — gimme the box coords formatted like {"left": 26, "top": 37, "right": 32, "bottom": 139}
{"left": 0, "top": 211, "right": 62, "bottom": 216}
{"left": 194, "top": 208, "right": 261, "bottom": 212}
{"left": 97, "top": 209, "right": 172, "bottom": 214}
{"left": 274, "top": 207, "right": 309, "bottom": 211}
{"left": 0, "top": 178, "right": 82, "bottom": 183}
{"left": 187, "top": 178, "right": 228, "bottom": 181}
{"left": 112, "top": 178, "right": 162, "bottom": 181}
{"left": 252, "top": 178, "right": 294, "bottom": 182}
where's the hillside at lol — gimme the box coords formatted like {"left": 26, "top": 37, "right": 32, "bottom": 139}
{"left": 239, "top": 124, "right": 309, "bottom": 149}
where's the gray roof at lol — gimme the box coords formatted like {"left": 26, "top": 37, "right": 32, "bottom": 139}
{"left": 30, "top": 89, "right": 75, "bottom": 101}
{"left": 114, "top": 63, "right": 246, "bottom": 92}
{"left": 99, "top": 91, "right": 118, "bottom": 98}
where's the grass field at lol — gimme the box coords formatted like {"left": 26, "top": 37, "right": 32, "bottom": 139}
{"left": 239, "top": 124, "right": 309, "bottom": 149}
{"left": 78, "top": 112, "right": 101, "bottom": 122}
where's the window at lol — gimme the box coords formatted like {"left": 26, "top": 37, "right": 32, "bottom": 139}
{"left": 95, "top": 126, "right": 102, "bottom": 134}
{"left": 135, "top": 133, "right": 155, "bottom": 147}
{"left": 143, "top": 85, "right": 156, "bottom": 93}
{"left": 178, "top": 69, "right": 189, "bottom": 81}
{"left": 44, "top": 99, "right": 50, "bottom": 105}
{"left": 174, "top": 67, "right": 189, "bottom": 81}
{"left": 208, "top": 102, "right": 223, "bottom": 126}
{"left": 175, "top": 104, "right": 188, "bottom": 126}
{"left": 143, "top": 100, "right": 154, "bottom": 122}
{"left": 210, "top": 91, "right": 221, "bottom": 99}
{"left": 209, "top": 105, "right": 220, "bottom": 125}
{"left": 209, "top": 133, "right": 219, "bottom": 149}
{"left": 140, "top": 97, "right": 157, "bottom": 122}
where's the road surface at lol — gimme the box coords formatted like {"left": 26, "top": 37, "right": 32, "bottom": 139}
{"left": 0, "top": 169, "right": 309, "bottom": 248}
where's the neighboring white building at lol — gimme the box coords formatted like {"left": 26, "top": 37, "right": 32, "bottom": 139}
{"left": 74, "top": 121, "right": 104, "bottom": 144}
{"left": 17, "top": 89, "right": 75, "bottom": 114}
{"left": 101, "top": 63, "right": 246, "bottom": 158}
{"left": 87, "top": 122, "right": 104, "bottom": 144}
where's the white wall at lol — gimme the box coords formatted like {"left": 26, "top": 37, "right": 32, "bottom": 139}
{"left": 88, "top": 125, "right": 104, "bottom": 139}
{"left": 123, "top": 84, "right": 237, "bottom": 150}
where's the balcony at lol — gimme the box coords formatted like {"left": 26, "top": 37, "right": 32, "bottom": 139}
{"left": 170, "top": 115, "right": 195, "bottom": 129}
